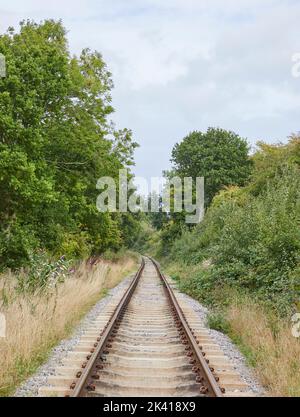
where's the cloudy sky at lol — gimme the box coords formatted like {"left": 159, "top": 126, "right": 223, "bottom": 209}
{"left": 1, "top": 0, "right": 300, "bottom": 181}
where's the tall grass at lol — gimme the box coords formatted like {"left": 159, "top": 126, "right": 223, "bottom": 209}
{"left": 0, "top": 256, "right": 137, "bottom": 396}
{"left": 167, "top": 261, "right": 300, "bottom": 397}
{"left": 226, "top": 296, "right": 300, "bottom": 397}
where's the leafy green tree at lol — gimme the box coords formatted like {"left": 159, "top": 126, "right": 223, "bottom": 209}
{"left": 171, "top": 128, "right": 252, "bottom": 206}
{"left": 0, "top": 20, "right": 138, "bottom": 269}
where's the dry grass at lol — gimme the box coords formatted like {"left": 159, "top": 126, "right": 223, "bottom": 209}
{"left": 226, "top": 297, "right": 300, "bottom": 397}
{"left": 0, "top": 256, "right": 137, "bottom": 396}
{"left": 166, "top": 261, "right": 300, "bottom": 397}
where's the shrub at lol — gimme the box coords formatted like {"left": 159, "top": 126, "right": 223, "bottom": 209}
{"left": 16, "top": 251, "right": 72, "bottom": 293}
{"left": 206, "top": 312, "right": 231, "bottom": 334}
{"left": 167, "top": 138, "right": 300, "bottom": 315}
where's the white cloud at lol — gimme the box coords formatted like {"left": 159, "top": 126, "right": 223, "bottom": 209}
{"left": 0, "top": 0, "right": 299, "bottom": 179}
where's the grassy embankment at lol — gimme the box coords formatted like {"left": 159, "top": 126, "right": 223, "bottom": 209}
{"left": 165, "top": 262, "right": 300, "bottom": 397}
{"left": 0, "top": 252, "right": 138, "bottom": 396}
{"left": 158, "top": 138, "right": 300, "bottom": 397}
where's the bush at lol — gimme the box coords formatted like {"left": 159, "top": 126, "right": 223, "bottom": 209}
{"left": 16, "top": 251, "right": 72, "bottom": 293}
{"left": 57, "top": 232, "right": 92, "bottom": 259}
{"left": 206, "top": 312, "right": 231, "bottom": 334}
{"left": 0, "top": 222, "right": 39, "bottom": 270}
{"left": 102, "top": 248, "right": 139, "bottom": 264}
{"left": 166, "top": 138, "right": 300, "bottom": 315}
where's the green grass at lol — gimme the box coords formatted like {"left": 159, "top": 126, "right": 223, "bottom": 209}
{"left": 206, "top": 312, "right": 231, "bottom": 334}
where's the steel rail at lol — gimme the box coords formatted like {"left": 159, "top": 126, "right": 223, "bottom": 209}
{"left": 150, "top": 257, "right": 223, "bottom": 397}
{"left": 70, "top": 257, "right": 145, "bottom": 397}
{"left": 70, "top": 256, "right": 223, "bottom": 397}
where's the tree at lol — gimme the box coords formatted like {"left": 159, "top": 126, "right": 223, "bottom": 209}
{"left": 0, "top": 20, "right": 138, "bottom": 269}
{"left": 171, "top": 128, "right": 252, "bottom": 206}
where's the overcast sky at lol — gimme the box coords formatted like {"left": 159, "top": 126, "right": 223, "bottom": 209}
{"left": 1, "top": 0, "right": 300, "bottom": 182}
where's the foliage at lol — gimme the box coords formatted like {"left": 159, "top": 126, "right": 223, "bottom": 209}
{"left": 206, "top": 312, "right": 231, "bottom": 334}
{"left": 164, "top": 137, "right": 300, "bottom": 315}
{"left": 155, "top": 127, "right": 252, "bottom": 251}
{"left": 16, "top": 251, "right": 71, "bottom": 293}
{"left": 0, "top": 20, "right": 139, "bottom": 270}
{"left": 171, "top": 127, "right": 252, "bottom": 206}
{"left": 147, "top": 193, "right": 169, "bottom": 230}
{"left": 102, "top": 247, "right": 139, "bottom": 264}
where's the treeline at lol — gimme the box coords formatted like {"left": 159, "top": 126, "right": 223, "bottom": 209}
{"left": 0, "top": 20, "right": 140, "bottom": 270}
{"left": 149, "top": 129, "right": 300, "bottom": 315}
{"left": 148, "top": 128, "right": 252, "bottom": 251}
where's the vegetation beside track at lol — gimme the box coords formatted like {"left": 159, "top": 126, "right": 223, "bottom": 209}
{"left": 0, "top": 21, "right": 143, "bottom": 396}
{"left": 0, "top": 252, "right": 138, "bottom": 396}
{"left": 147, "top": 135, "right": 300, "bottom": 396}
{"left": 0, "top": 20, "right": 141, "bottom": 272}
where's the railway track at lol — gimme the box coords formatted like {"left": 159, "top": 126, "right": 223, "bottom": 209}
{"left": 39, "top": 257, "right": 254, "bottom": 397}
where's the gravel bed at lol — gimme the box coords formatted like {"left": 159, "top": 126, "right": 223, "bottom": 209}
{"left": 175, "top": 288, "right": 265, "bottom": 396}
{"left": 14, "top": 274, "right": 134, "bottom": 397}
{"left": 15, "top": 269, "right": 265, "bottom": 397}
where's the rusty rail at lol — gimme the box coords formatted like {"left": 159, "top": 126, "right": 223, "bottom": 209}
{"left": 70, "top": 256, "right": 223, "bottom": 397}
{"left": 70, "top": 258, "right": 145, "bottom": 397}
{"left": 150, "top": 257, "right": 223, "bottom": 397}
